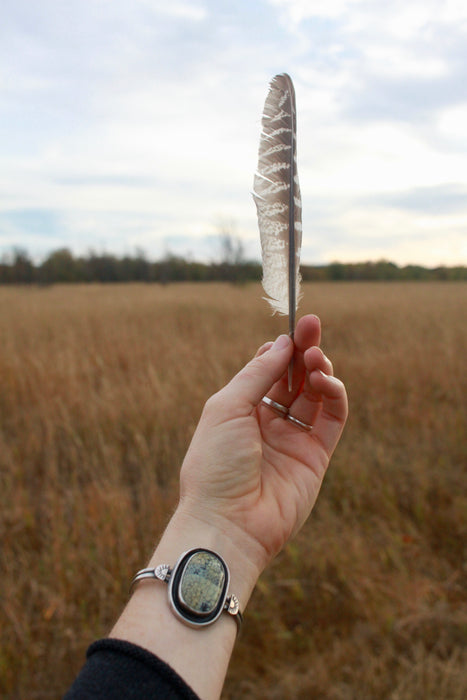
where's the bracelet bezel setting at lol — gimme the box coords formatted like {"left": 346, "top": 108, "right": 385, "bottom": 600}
{"left": 131, "top": 548, "right": 243, "bottom": 632}
{"left": 168, "top": 548, "right": 229, "bottom": 627}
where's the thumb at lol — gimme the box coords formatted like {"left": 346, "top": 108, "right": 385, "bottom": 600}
{"left": 220, "top": 334, "right": 293, "bottom": 416}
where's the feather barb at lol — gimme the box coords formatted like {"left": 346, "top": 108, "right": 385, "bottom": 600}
{"left": 253, "top": 73, "right": 302, "bottom": 390}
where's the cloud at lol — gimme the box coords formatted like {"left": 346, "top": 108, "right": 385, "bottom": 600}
{"left": 364, "top": 183, "right": 467, "bottom": 215}
{"left": 344, "top": 70, "right": 467, "bottom": 124}
{"left": 270, "top": 0, "right": 467, "bottom": 124}
{"left": 1, "top": 0, "right": 466, "bottom": 266}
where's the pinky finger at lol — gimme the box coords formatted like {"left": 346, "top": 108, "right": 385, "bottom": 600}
{"left": 309, "top": 370, "right": 348, "bottom": 458}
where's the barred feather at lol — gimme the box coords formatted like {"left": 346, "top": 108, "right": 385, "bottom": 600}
{"left": 253, "top": 73, "right": 302, "bottom": 330}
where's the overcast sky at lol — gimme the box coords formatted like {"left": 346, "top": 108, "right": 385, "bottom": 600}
{"left": 1, "top": 0, "right": 467, "bottom": 266}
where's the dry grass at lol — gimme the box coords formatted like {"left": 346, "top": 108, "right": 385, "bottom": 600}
{"left": 0, "top": 282, "right": 466, "bottom": 699}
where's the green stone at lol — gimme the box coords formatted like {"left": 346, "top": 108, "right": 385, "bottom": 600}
{"left": 179, "top": 551, "right": 226, "bottom": 616}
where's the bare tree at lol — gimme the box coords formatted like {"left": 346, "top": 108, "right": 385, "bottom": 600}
{"left": 216, "top": 220, "right": 245, "bottom": 266}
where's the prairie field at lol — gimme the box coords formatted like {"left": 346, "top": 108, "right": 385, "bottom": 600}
{"left": 0, "top": 281, "right": 466, "bottom": 699}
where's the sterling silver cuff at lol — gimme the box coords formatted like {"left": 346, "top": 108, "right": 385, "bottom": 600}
{"left": 131, "top": 548, "right": 243, "bottom": 634}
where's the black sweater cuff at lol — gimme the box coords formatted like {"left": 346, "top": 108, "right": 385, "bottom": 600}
{"left": 64, "top": 638, "right": 201, "bottom": 699}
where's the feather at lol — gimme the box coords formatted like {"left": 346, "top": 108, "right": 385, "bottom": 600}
{"left": 252, "top": 73, "right": 302, "bottom": 389}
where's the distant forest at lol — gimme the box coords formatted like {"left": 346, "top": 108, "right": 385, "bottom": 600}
{"left": 1, "top": 247, "right": 466, "bottom": 284}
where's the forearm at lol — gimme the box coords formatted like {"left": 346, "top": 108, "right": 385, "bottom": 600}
{"left": 67, "top": 316, "right": 347, "bottom": 699}
{"left": 110, "top": 507, "right": 262, "bottom": 700}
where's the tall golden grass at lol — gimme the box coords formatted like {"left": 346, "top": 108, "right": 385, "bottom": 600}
{"left": 1, "top": 282, "right": 466, "bottom": 699}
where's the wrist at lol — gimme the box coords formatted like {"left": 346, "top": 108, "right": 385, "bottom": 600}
{"left": 150, "top": 506, "right": 264, "bottom": 611}
{"left": 112, "top": 506, "right": 260, "bottom": 700}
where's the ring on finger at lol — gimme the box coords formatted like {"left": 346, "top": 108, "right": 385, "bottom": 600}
{"left": 261, "top": 396, "right": 289, "bottom": 417}
{"left": 286, "top": 414, "right": 313, "bottom": 433}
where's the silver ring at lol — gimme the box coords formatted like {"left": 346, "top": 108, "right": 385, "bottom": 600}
{"left": 286, "top": 414, "right": 313, "bottom": 433}
{"left": 261, "top": 396, "right": 289, "bottom": 417}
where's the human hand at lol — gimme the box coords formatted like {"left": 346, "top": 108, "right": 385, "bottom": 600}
{"left": 112, "top": 315, "right": 347, "bottom": 700}
{"left": 178, "top": 314, "right": 348, "bottom": 575}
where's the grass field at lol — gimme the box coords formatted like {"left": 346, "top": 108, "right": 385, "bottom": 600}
{"left": 1, "top": 282, "right": 466, "bottom": 699}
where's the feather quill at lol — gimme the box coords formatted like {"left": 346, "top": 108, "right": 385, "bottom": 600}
{"left": 253, "top": 73, "right": 302, "bottom": 389}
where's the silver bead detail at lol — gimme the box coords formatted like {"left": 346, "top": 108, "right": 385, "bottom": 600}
{"left": 225, "top": 594, "right": 240, "bottom": 616}
{"left": 155, "top": 564, "right": 171, "bottom": 582}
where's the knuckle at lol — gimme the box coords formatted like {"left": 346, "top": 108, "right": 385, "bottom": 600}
{"left": 244, "top": 355, "right": 271, "bottom": 381}
{"left": 203, "top": 391, "right": 223, "bottom": 415}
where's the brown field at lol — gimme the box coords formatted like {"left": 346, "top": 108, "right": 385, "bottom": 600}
{"left": 0, "top": 282, "right": 466, "bottom": 699}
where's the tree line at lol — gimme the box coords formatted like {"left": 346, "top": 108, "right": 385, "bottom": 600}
{"left": 1, "top": 247, "right": 466, "bottom": 285}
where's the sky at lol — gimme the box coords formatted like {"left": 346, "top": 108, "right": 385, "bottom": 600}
{"left": 1, "top": 0, "right": 467, "bottom": 267}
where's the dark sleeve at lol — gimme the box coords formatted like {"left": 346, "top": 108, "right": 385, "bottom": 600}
{"left": 64, "top": 638, "right": 201, "bottom": 700}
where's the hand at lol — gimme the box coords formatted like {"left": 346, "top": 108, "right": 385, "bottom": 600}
{"left": 178, "top": 314, "right": 348, "bottom": 574}
{"left": 111, "top": 315, "right": 347, "bottom": 700}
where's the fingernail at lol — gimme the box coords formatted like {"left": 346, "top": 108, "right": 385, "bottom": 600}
{"left": 318, "top": 369, "right": 340, "bottom": 386}
{"left": 272, "top": 334, "right": 290, "bottom": 351}
{"left": 257, "top": 341, "right": 274, "bottom": 356}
